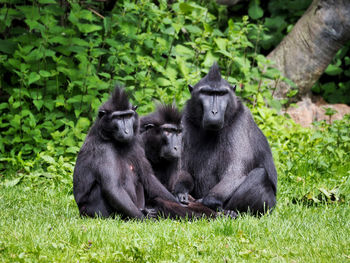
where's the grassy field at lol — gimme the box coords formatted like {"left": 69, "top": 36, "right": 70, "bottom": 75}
{"left": 1, "top": 115, "right": 350, "bottom": 262}
{"left": 0, "top": 182, "right": 349, "bottom": 263}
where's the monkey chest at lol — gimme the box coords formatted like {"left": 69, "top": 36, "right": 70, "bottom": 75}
{"left": 121, "top": 164, "right": 145, "bottom": 207}
{"left": 191, "top": 162, "right": 219, "bottom": 196}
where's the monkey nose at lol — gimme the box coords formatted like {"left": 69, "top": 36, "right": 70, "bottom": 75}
{"left": 174, "top": 146, "right": 178, "bottom": 151}
{"left": 124, "top": 129, "right": 129, "bottom": 134}
{"left": 211, "top": 109, "right": 218, "bottom": 115}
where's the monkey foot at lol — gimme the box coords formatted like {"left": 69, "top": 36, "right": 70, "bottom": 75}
{"left": 217, "top": 209, "right": 238, "bottom": 219}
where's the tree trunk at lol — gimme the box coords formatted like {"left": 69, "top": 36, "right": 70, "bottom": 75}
{"left": 267, "top": 0, "right": 350, "bottom": 99}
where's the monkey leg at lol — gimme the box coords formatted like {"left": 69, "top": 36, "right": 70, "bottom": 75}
{"left": 225, "top": 168, "right": 276, "bottom": 215}
{"left": 79, "top": 198, "right": 114, "bottom": 218}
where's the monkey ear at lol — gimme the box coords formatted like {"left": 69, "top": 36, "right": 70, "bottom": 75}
{"left": 231, "top": 85, "right": 237, "bottom": 92}
{"left": 98, "top": 110, "right": 106, "bottom": 118}
{"left": 132, "top": 105, "right": 138, "bottom": 111}
{"left": 188, "top": 84, "right": 193, "bottom": 93}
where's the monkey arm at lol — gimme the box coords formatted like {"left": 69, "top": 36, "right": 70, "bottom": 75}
{"left": 139, "top": 158, "right": 178, "bottom": 203}
{"left": 99, "top": 166, "right": 144, "bottom": 219}
{"left": 171, "top": 170, "right": 194, "bottom": 194}
{"left": 169, "top": 171, "right": 194, "bottom": 204}
{"left": 202, "top": 166, "right": 246, "bottom": 210}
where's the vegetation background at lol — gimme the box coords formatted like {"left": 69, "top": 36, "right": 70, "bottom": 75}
{"left": 0, "top": 0, "right": 349, "bottom": 262}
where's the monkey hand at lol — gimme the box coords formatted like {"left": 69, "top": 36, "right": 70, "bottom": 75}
{"left": 195, "top": 198, "right": 203, "bottom": 203}
{"left": 176, "top": 193, "right": 190, "bottom": 205}
{"left": 202, "top": 195, "right": 223, "bottom": 211}
{"left": 140, "top": 208, "right": 158, "bottom": 219}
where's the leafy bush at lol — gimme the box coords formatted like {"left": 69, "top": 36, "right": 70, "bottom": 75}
{"left": 312, "top": 42, "right": 350, "bottom": 104}
{"left": 253, "top": 107, "right": 350, "bottom": 203}
{"left": 0, "top": 0, "right": 282, "bottom": 167}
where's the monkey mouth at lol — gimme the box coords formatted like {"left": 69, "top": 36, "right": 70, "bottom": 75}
{"left": 202, "top": 121, "right": 224, "bottom": 131}
{"left": 160, "top": 150, "right": 180, "bottom": 160}
{"left": 114, "top": 133, "right": 134, "bottom": 143}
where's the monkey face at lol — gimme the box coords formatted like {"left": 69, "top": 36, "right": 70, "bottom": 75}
{"left": 159, "top": 124, "right": 182, "bottom": 160}
{"left": 188, "top": 62, "right": 237, "bottom": 131}
{"left": 99, "top": 110, "right": 136, "bottom": 143}
{"left": 198, "top": 86, "right": 230, "bottom": 131}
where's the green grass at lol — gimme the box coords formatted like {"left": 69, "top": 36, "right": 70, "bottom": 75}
{"left": 0, "top": 183, "right": 349, "bottom": 262}
{"left": 1, "top": 114, "right": 350, "bottom": 262}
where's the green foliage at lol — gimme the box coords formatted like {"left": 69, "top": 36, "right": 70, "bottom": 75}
{"left": 258, "top": 0, "right": 312, "bottom": 50}
{"left": 0, "top": 0, "right": 283, "bottom": 171}
{"left": 253, "top": 108, "right": 350, "bottom": 203}
{"left": 248, "top": 0, "right": 264, "bottom": 20}
{"left": 312, "top": 42, "right": 350, "bottom": 104}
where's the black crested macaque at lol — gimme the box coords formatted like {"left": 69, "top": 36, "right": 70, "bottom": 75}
{"left": 73, "top": 87, "right": 187, "bottom": 219}
{"left": 73, "top": 87, "right": 222, "bottom": 220}
{"left": 140, "top": 104, "right": 194, "bottom": 203}
{"left": 182, "top": 62, "right": 277, "bottom": 215}
{"left": 140, "top": 104, "right": 236, "bottom": 218}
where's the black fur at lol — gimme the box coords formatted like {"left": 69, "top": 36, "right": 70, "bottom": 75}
{"left": 182, "top": 63, "right": 277, "bottom": 215}
{"left": 73, "top": 87, "right": 181, "bottom": 219}
{"left": 140, "top": 104, "right": 194, "bottom": 200}
{"left": 140, "top": 104, "right": 230, "bottom": 218}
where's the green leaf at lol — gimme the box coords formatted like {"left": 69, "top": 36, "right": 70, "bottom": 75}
{"left": 214, "top": 38, "right": 227, "bottom": 51}
{"left": 324, "top": 107, "right": 337, "bottom": 116}
{"left": 184, "top": 25, "right": 201, "bottom": 34}
{"left": 174, "top": 45, "right": 194, "bottom": 57}
{"left": 248, "top": 0, "right": 264, "bottom": 20}
{"left": 98, "top": 72, "right": 111, "bottom": 79}
{"left": 76, "top": 117, "right": 91, "bottom": 131}
{"left": 33, "top": 100, "right": 44, "bottom": 111}
{"left": 39, "top": 70, "right": 51, "bottom": 78}
{"left": 216, "top": 50, "right": 233, "bottom": 59}
{"left": 28, "top": 72, "right": 40, "bottom": 85}
{"left": 41, "top": 155, "right": 56, "bottom": 164}
{"left": 179, "top": 3, "right": 195, "bottom": 13}
{"left": 172, "top": 23, "right": 182, "bottom": 34}
{"left": 0, "top": 40, "right": 16, "bottom": 54}
{"left": 0, "top": 103, "right": 9, "bottom": 111}
{"left": 10, "top": 115, "right": 21, "bottom": 128}
{"left": 324, "top": 64, "right": 343, "bottom": 76}
{"left": 202, "top": 51, "right": 219, "bottom": 68}
{"left": 157, "top": 77, "right": 171, "bottom": 87}
{"left": 287, "top": 89, "right": 298, "bottom": 98}
{"left": 176, "top": 57, "right": 190, "bottom": 79}
{"left": 38, "top": 0, "right": 56, "bottom": 3}
{"left": 70, "top": 38, "right": 89, "bottom": 47}
{"left": 77, "top": 23, "right": 102, "bottom": 34}
{"left": 67, "top": 95, "right": 83, "bottom": 104}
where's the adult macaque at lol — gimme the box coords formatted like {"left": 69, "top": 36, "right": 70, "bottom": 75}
{"left": 73, "top": 87, "right": 179, "bottom": 219}
{"left": 182, "top": 63, "right": 277, "bottom": 215}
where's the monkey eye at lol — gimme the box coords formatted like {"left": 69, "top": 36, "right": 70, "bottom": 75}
{"left": 98, "top": 110, "right": 106, "bottom": 118}
{"left": 200, "top": 88, "right": 228, "bottom": 96}
{"left": 144, "top": 124, "right": 155, "bottom": 131}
